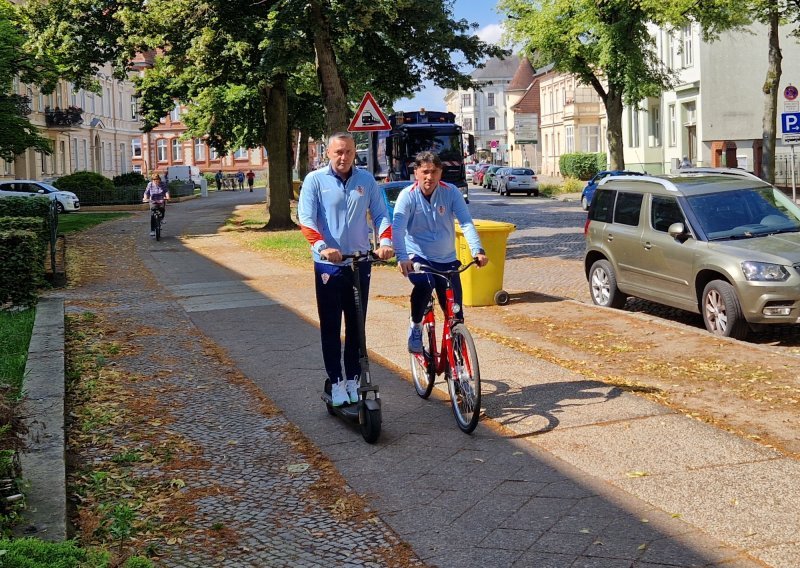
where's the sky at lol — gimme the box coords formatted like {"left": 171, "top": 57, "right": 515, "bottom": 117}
{"left": 393, "top": 0, "right": 505, "bottom": 113}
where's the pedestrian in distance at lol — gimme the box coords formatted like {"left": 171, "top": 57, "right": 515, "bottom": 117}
{"left": 215, "top": 170, "right": 223, "bottom": 192}
{"left": 680, "top": 156, "right": 693, "bottom": 169}
{"left": 297, "top": 132, "right": 395, "bottom": 407}
{"left": 391, "top": 151, "right": 488, "bottom": 353}
{"left": 142, "top": 173, "right": 170, "bottom": 237}
{"left": 246, "top": 169, "right": 255, "bottom": 192}
{"left": 236, "top": 170, "right": 245, "bottom": 191}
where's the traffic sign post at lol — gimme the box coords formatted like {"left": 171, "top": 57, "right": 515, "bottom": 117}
{"left": 781, "top": 110, "right": 800, "bottom": 203}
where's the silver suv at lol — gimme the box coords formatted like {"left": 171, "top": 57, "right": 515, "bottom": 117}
{"left": 584, "top": 171, "right": 800, "bottom": 339}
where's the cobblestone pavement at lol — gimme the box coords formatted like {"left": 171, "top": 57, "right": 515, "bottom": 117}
{"left": 60, "top": 218, "right": 422, "bottom": 567}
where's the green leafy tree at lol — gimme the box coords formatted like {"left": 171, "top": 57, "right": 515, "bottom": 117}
{"left": 500, "top": 0, "right": 746, "bottom": 170}
{"left": 0, "top": 0, "right": 57, "bottom": 161}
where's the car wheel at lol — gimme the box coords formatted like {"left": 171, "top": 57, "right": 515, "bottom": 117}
{"left": 526, "top": 190, "right": 532, "bottom": 196}
{"left": 589, "top": 259, "right": 627, "bottom": 309}
{"left": 581, "top": 196, "right": 589, "bottom": 211}
{"left": 533, "top": 190, "right": 539, "bottom": 197}
{"left": 56, "top": 201, "right": 65, "bottom": 214}
{"left": 701, "top": 281, "right": 749, "bottom": 340}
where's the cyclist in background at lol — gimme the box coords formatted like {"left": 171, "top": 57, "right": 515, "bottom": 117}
{"left": 143, "top": 173, "right": 170, "bottom": 237}
{"left": 391, "top": 151, "right": 487, "bottom": 353}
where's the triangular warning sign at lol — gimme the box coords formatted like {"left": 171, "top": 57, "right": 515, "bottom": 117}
{"left": 348, "top": 92, "right": 391, "bottom": 132}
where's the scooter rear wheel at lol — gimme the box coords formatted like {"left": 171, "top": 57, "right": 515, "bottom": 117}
{"left": 359, "top": 406, "right": 381, "bottom": 444}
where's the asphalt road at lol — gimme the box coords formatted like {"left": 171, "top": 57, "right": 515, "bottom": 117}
{"left": 465, "top": 183, "right": 800, "bottom": 355}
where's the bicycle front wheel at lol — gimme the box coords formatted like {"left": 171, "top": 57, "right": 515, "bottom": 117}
{"left": 410, "top": 320, "right": 436, "bottom": 399}
{"left": 155, "top": 219, "right": 161, "bottom": 241}
{"left": 447, "top": 323, "right": 481, "bottom": 433}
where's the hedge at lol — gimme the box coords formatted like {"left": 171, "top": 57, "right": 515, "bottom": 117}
{"left": 0, "top": 217, "right": 47, "bottom": 242}
{"left": 0, "top": 229, "right": 44, "bottom": 307}
{"left": 112, "top": 172, "right": 147, "bottom": 187}
{"left": 559, "top": 152, "right": 607, "bottom": 180}
{"left": 0, "top": 196, "right": 51, "bottom": 219}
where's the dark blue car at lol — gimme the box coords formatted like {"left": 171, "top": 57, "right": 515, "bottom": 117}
{"left": 581, "top": 170, "right": 645, "bottom": 210}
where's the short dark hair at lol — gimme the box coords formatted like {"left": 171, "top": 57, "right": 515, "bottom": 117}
{"left": 414, "top": 151, "right": 442, "bottom": 169}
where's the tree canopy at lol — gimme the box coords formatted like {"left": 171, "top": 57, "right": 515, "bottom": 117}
{"left": 500, "top": 0, "right": 747, "bottom": 170}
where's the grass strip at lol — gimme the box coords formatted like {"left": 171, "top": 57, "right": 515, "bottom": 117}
{"left": 0, "top": 308, "right": 35, "bottom": 400}
{"left": 58, "top": 212, "right": 131, "bottom": 234}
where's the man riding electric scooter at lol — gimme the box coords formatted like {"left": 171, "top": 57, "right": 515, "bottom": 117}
{"left": 297, "top": 132, "right": 394, "bottom": 442}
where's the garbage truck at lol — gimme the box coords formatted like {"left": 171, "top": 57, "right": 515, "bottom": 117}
{"left": 369, "top": 110, "right": 475, "bottom": 203}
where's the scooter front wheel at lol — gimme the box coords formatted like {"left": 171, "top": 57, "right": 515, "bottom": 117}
{"left": 359, "top": 406, "right": 381, "bottom": 444}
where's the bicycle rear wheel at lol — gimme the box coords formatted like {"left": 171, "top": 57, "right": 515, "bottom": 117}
{"left": 447, "top": 323, "right": 481, "bottom": 433}
{"left": 410, "top": 319, "right": 436, "bottom": 398}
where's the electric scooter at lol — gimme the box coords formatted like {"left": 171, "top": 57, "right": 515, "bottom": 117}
{"left": 320, "top": 251, "right": 382, "bottom": 443}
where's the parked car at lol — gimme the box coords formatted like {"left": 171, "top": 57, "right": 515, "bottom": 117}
{"left": 482, "top": 165, "right": 503, "bottom": 189}
{"left": 490, "top": 167, "right": 510, "bottom": 192}
{"left": 474, "top": 164, "right": 490, "bottom": 186}
{"left": 584, "top": 172, "right": 800, "bottom": 340}
{"left": 465, "top": 164, "right": 478, "bottom": 183}
{"left": 0, "top": 180, "right": 80, "bottom": 213}
{"left": 497, "top": 168, "right": 539, "bottom": 196}
{"left": 581, "top": 170, "right": 645, "bottom": 210}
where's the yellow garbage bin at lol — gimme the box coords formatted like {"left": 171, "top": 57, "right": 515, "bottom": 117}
{"left": 292, "top": 179, "right": 302, "bottom": 200}
{"left": 455, "top": 219, "right": 516, "bottom": 306}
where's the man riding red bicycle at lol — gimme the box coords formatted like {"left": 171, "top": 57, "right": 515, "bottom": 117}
{"left": 391, "top": 151, "right": 488, "bottom": 353}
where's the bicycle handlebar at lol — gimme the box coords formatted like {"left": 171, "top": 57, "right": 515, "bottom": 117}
{"left": 321, "top": 250, "right": 383, "bottom": 263}
{"left": 411, "top": 258, "right": 479, "bottom": 276}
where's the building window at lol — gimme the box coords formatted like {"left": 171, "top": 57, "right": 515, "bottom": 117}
{"left": 580, "top": 125, "right": 600, "bottom": 152}
{"left": 649, "top": 106, "right": 661, "bottom": 147}
{"left": 682, "top": 25, "right": 694, "bottom": 67}
{"left": 565, "top": 126, "right": 574, "bottom": 153}
{"left": 194, "top": 139, "right": 206, "bottom": 161}
{"left": 463, "top": 118, "right": 473, "bottom": 131}
{"left": 130, "top": 96, "right": 138, "bottom": 120}
{"left": 131, "top": 138, "right": 142, "bottom": 158}
{"left": 628, "top": 107, "right": 640, "bottom": 147}
{"left": 171, "top": 138, "right": 182, "bottom": 162}
{"left": 487, "top": 93, "right": 495, "bottom": 107}
{"left": 105, "top": 87, "right": 111, "bottom": 116}
{"left": 669, "top": 104, "right": 676, "bottom": 146}
{"left": 82, "top": 139, "right": 88, "bottom": 168}
{"left": 488, "top": 117, "right": 496, "bottom": 131}
{"left": 170, "top": 102, "right": 181, "bottom": 123}
{"left": 156, "top": 139, "right": 167, "bottom": 162}
{"left": 72, "top": 139, "right": 78, "bottom": 170}
{"left": 461, "top": 93, "right": 472, "bottom": 107}
{"left": 234, "top": 147, "right": 248, "bottom": 159}
{"left": 120, "top": 143, "right": 128, "bottom": 173}
{"left": 59, "top": 141, "right": 66, "bottom": 173}
{"left": 210, "top": 147, "right": 219, "bottom": 160}
{"left": 104, "top": 142, "right": 112, "bottom": 169}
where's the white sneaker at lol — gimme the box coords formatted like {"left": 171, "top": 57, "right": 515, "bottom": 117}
{"left": 331, "top": 380, "right": 349, "bottom": 407}
{"left": 345, "top": 378, "right": 359, "bottom": 403}
{"left": 149, "top": 231, "right": 156, "bottom": 237}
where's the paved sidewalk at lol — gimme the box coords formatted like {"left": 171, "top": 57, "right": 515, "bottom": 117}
{"left": 70, "top": 190, "right": 798, "bottom": 567}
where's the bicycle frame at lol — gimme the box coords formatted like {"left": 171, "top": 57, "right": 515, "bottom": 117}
{"left": 415, "top": 261, "right": 477, "bottom": 378}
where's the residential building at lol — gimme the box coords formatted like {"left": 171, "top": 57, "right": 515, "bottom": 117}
{"left": 445, "top": 55, "right": 521, "bottom": 164}
{"left": 505, "top": 58, "right": 542, "bottom": 171}
{"left": 2, "top": 63, "right": 142, "bottom": 181}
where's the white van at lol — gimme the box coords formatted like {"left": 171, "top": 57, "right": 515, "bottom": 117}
{"left": 167, "top": 165, "right": 202, "bottom": 187}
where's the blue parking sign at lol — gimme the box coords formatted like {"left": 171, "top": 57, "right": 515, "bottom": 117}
{"left": 781, "top": 112, "right": 800, "bottom": 133}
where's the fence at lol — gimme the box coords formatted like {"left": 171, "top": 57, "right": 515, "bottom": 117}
{"left": 73, "top": 182, "right": 194, "bottom": 205}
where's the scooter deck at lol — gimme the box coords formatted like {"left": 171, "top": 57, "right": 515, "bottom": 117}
{"left": 321, "top": 393, "right": 361, "bottom": 421}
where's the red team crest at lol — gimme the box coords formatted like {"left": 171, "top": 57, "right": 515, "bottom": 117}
{"left": 438, "top": 205, "right": 446, "bottom": 215}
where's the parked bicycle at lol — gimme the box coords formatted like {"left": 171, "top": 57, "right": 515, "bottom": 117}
{"left": 409, "top": 259, "right": 482, "bottom": 433}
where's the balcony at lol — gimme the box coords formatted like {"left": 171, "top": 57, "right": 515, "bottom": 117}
{"left": 44, "top": 106, "right": 84, "bottom": 129}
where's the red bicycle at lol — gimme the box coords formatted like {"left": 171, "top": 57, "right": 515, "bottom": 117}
{"left": 409, "top": 259, "right": 482, "bottom": 433}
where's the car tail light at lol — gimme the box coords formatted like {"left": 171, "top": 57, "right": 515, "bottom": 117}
{"left": 532, "top": 176, "right": 538, "bottom": 180}
{"left": 584, "top": 218, "right": 591, "bottom": 235}
{"left": 508, "top": 176, "right": 516, "bottom": 181}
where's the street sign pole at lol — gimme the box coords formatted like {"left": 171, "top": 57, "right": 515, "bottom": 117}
{"left": 792, "top": 144, "right": 797, "bottom": 203}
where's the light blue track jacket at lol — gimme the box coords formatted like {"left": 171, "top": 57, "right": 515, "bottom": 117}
{"left": 297, "top": 164, "right": 392, "bottom": 265}
{"left": 392, "top": 181, "right": 483, "bottom": 263}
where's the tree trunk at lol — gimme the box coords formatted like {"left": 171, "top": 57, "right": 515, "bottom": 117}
{"left": 297, "top": 129, "right": 309, "bottom": 180}
{"left": 309, "top": 0, "right": 349, "bottom": 135}
{"left": 761, "top": 9, "right": 781, "bottom": 184}
{"left": 260, "top": 76, "right": 295, "bottom": 230}
{"left": 605, "top": 88, "right": 625, "bottom": 171}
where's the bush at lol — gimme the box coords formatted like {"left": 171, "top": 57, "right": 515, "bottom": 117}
{"left": 0, "top": 217, "right": 47, "bottom": 243}
{"left": 559, "top": 152, "right": 605, "bottom": 180}
{"left": 54, "top": 171, "right": 114, "bottom": 193}
{"left": 112, "top": 172, "right": 147, "bottom": 187}
{"left": 0, "top": 197, "right": 50, "bottom": 219}
{"left": 0, "top": 230, "right": 45, "bottom": 307}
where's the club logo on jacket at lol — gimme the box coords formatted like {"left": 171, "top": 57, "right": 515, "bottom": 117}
{"left": 437, "top": 205, "right": 446, "bottom": 215}
{"left": 321, "top": 273, "right": 330, "bottom": 284}
{"left": 356, "top": 185, "right": 365, "bottom": 195}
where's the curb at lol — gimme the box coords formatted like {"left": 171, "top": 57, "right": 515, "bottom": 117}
{"left": 16, "top": 297, "right": 67, "bottom": 541}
